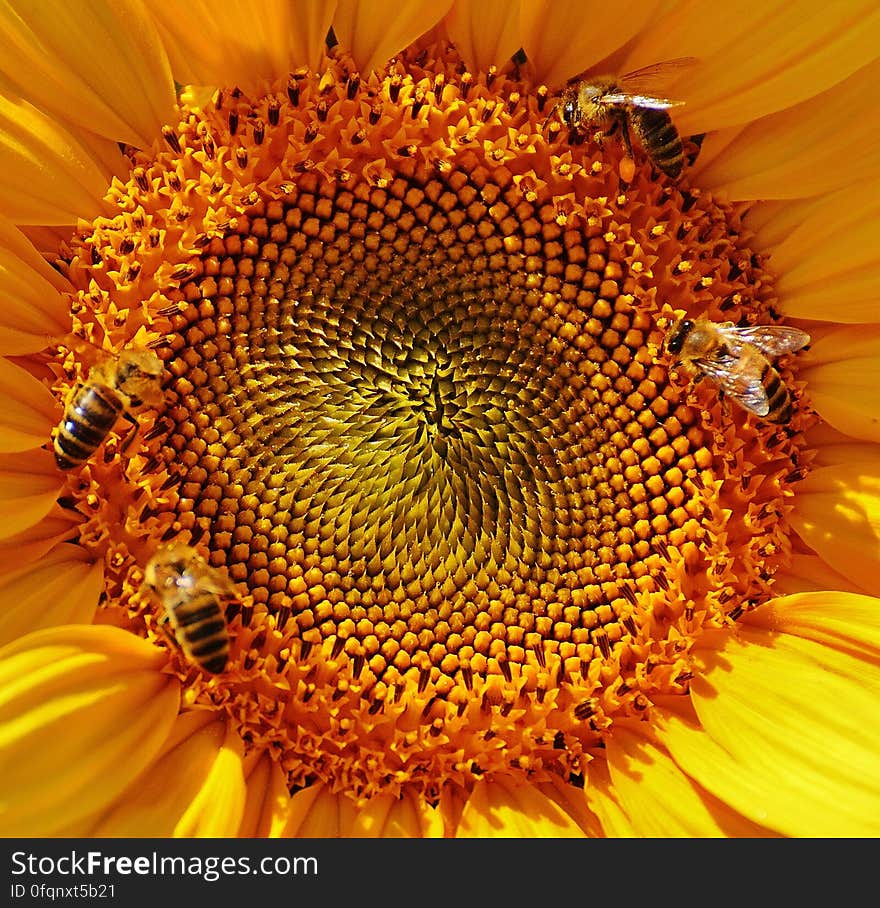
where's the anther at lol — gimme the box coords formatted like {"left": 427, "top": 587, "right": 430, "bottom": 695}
{"left": 389, "top": 74, "right": 403, "bottom": 103}
{"left": 161, "top": 126, "right": 181, "bottom": 153}
{"left": 410, "top": 89, "right": 426, "bottom": 119}
{"left": 287, "top": 77, "right": 300, "bottom": 107}
{"left": 253, "top": 119, "right": 265, "bottom": 145}
{"left": 536, "top": 84, "right": 549, "bottom": 112}
{"left": 346, "top": 73, "right": 360, "bottom": 100}
{"left": 228, "top": 110, "right": 239, "bottom": 135}
{"left": 316, "top": 99, "right": 329, "bottom": 122}
{"left": 268, "top": 97, "right": 280, "bottom": 125}
{"left": 133, "top": 167, "right": 149, "bottom": 192}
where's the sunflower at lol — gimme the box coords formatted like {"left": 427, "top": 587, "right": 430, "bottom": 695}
{"left": 1, "top": 0, "right": 879, "bottom": 839}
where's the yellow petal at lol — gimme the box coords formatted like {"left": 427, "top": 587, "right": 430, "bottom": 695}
{"left": 653, "top": 618, "right": 880, "bottom": 837}
{"left": 691, "top": 58, "right": 880, "bottom": 201}
{"left": 0, "top": 449, "right": 63, "bottom": 541}
{"left": 788, "top": 461, "right": 880, "bottom": 593}
{"left": 333, "top": 0, "right": 454, "bottom": 75}
{"left": 772, "top": 553, "right": 871, "bottom": 598}
{"left": 0, "top": 214, "right": 71, "bottom": 353}
{"left": 442, "top": 0, "right": 522, "bottom": 73}
{"left": 520, "top": 0, "right": 662, "bottom": 88}
{"left": 0, "top": 624, "right": 179, "bottom": 836}
{"left": 625, "top": 0, "right": 880, "bottom": 136}
{"left": 88, "top": 711, "right": 246, "bottom": 837}
{"left": 282, "top": 783, "right": 361, "bottom": 837}
{"left": 0, "top": 511, "right": 80, "bottom": 573}
{"left": 455, "top": 776, "right": 586, "bottom": 837}
{"left": 581, "top": 755, "right": 636, "bottom": 837}
{"left": 0, "top": 87, "right": 111, "bottom": 225}
{"left": 742, "top": 590, "right": 880, "bottom": 666}
{"left": 0, "top": 356, "right": 57, "bottom": 452}
{"left": 239, "top": 750, "right": 292, "bottom": 838}
{"left": 0, "top": 543, "right": 102, "bottom": 647}
{"left": 605, "top": 720, "right": 773, "bottom": 837}
{"left": 349, "top": 788, "right": 444, "bottom": 837}
{"left": 0, "top": 0, "right": 175, "bottom": 148}
{"left": 798, "top": 326, "right": 880, "bottom": 442}
{"left": 534, "top": 774, "right": 604, "bottom": 837}
{"left": 747, "top": 183, "right": 880, "bottom": 324}
{"left": 147, "top": 0, "right": 334, "bottom": 93}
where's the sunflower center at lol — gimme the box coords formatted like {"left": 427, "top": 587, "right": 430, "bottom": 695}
{"left": 57, "top": 45, "right": 810, "bottom": 801}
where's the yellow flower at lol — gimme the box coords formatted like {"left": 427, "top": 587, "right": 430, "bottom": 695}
{"left": 0, "top": 0, "right": 878, "bottom": 838}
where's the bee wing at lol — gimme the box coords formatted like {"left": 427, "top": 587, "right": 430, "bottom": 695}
{"left": 600, "top": 92, "right": 685, "bottom": 109}
{"left": 717, "top": 324, "right": 811, "bottom": 357}
{"left": 697, "top": 352, "right": 771, "bottom": 418}
{"left": 618, "top": 57, "right": 699, "bottom": 93}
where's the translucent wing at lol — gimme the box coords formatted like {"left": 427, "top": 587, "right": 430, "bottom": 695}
{"left": 618, "top": 57, "right": 699, "bottom": 94}
{"left": 717, "top": 324, "right": 811, "bottom": 357}
{"left": 696, "top": 351, "right": 770, "bottom": 417}
{"left": 600, "top": 93, "right": 684, "bottom": 109}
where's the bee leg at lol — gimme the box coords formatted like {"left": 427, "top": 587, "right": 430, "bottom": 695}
{"left": 118, "top": 411, "right": 142, "bottom": 455}
{"left": 619, "top": 118, "right": 635, "bottom": 161}
{"left": 156, "top": 614, "right": 179, "bottom": 651}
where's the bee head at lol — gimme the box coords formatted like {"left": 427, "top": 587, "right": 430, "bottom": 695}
{"left": 664, "top": 319, "right": 693, "bottom": 356}
{"left": 116, "top": 348, "right": 165, "bottom": 406}
{"left": 144, "top": 543, "right": 200, "bottom": 590}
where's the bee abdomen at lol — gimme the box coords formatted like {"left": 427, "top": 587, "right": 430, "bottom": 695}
{"left": 170, "top": 595, "right": 229, "bottom": 673}
{"left": 762, "top": 365, "right": 793, "bottom": 423}
{"left": 54, "top": 384, "right": 122, "bottom": 470}
{"left": 634, "top": 108, "right": 683, "bottom": 179}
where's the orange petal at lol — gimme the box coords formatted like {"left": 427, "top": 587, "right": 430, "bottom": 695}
{"left": 788, "top": 461, "right": 880, "bottom": 593}
{"left": 333, "top": 0, "right": 454, "bottom": 75}
{"left": 348, "top": 788, "right": 444, "bottom": 837}
{"left": 654, "top": 612, "right": 880, "bottom": 836}
{"left": 0, "top": 0, "right": 175, "bottom": 148}
{"left": 0, "top": 449, "right": 63, "bottom": 541}
{"left": 239, "top": 750, "right": 293, "bottom": 837}
{"left": 690, "top": 58, "right": 880, "bottom": 201}
{"left": 0, "top": 88, "right": 112, "bottom": 225}
{"left": 747, "top": 183, "right": 880, "bottom": 324}
{"left": 0, "top": 543, "right": 102, "bottom": 647}
{"left": 442, "top": 0, "right": 521, "bottom": 73}
{"left": 147, "top": 0, "right": 335, "bottom": 93}
{"left": 0, "top": 511, "right": 80, "bottom": 574}
{"left": 282, "top": 783, "right": 360, "bottom": 837}
{"left": 0, "top": 356, "right": 57, "bottom": 452}
{"left": 772, "top": 553, "right": 871, "bottom": 598}
{"left": 455, "top": 776, "right": 587, "bottom": 836}
{"left": 798, "top": 326, "right": 880, "bottom": 442}
{"left": 0, "top": 624, "right": 179, "bottom": 836}
{"left": 87, "top": 711, "right": 246, "bottom": 837}
{"left": 519, "top": 0, "right": 662, "bottom": 88}
{"left": 0, "top": 214, "right": 71, "bottom": 353}
{"left": 623, "top": 0, "right": 880, "bottom": 135}
{"left": 605, "top": 721, "right": 774, "bottom": 836}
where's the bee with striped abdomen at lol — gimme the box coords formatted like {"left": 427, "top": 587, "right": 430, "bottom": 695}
{"left": 53, "top": 349, "right": 165, "bottom": 470}
{"left": 664, "top": 316, "right": 811, "bottom": 424}
{"left": 144, "top": 543, "right": 236, "bottom": 674}
{"left": 553, "top": 58, "right": 697, "bottom": 180}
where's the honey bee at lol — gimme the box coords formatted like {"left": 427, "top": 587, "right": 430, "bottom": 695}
{"left": 53, "top": 349, "right": 165, "bottom": 470}
{"left": 665, "top": 316, "right": 811, "bottom": 423}
{"left": 554, "top": 58, "right": 697, "bottom": 180}
{"left": 144, "top": 543, "right": 236, "bottom": 674}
